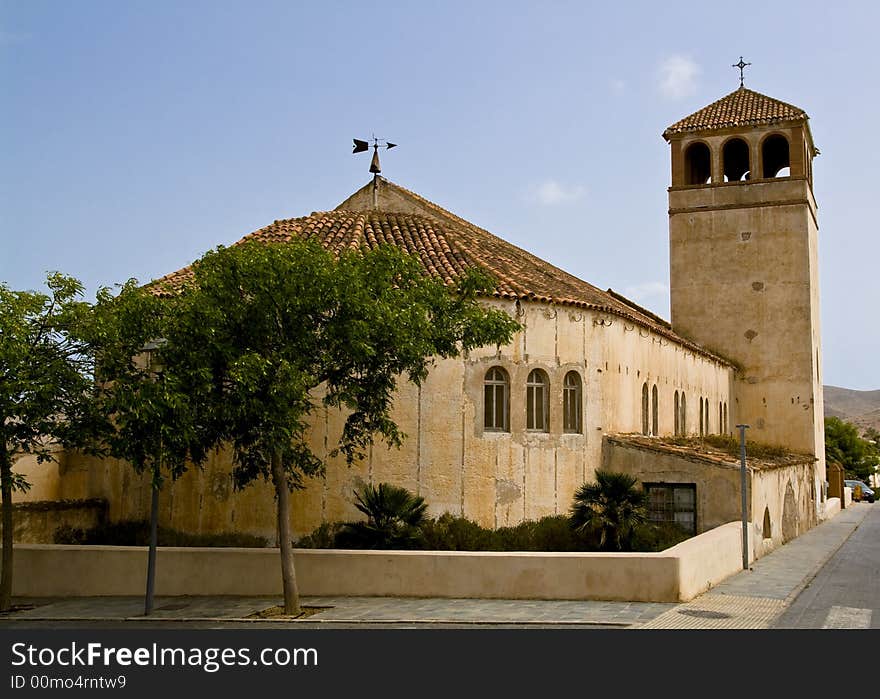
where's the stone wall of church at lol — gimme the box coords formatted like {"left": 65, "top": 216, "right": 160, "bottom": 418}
{"left": 52, "top": 299, "right": 734, "bottom": 542}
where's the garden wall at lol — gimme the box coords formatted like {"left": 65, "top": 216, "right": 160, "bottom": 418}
{"left": 9, "top": 521, "right": 753, "bottom": 602}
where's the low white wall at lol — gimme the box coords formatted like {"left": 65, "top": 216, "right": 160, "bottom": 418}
{"left": 823, "top": 497, "right": 841, "bottom": 520}
{"left": 667, "top": 521, "right": 753, "bottom": 600}
{"left": 9, "top": 522, "right": 750, "bottom": 603}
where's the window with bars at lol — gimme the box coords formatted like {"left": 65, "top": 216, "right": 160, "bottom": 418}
{"left": 526, "top": 369, "right": 549, "bottom": 431}
{"left": 484, "top": 367, "right": 509, "bottom": 432}
{"left": 563, "top": 371, "right": 582, "bottom": 433}
{"left": 645, "top": 483, "right": 696, "bottom": 535}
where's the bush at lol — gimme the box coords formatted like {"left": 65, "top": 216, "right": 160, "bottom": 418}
{"left": 294, "top": 522, "right": 344, "bottom": 549}
{"left": 53, "top": 520, "right": 269, "bottom": 548}
{"left": 291, "top": 479, "right": 693, "bottom": 552}
{"left": 296, "top": 513, "right": 607, "bottom": 552}
{"left": 418, "top": 513, "right": 494, "bottom": 550}
{"left": 630, "top": 521, "right": 692, "bottom": 552}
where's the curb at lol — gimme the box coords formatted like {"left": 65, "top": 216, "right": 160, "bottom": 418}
{"left": 0, "top": 615, "right": 632, "bottom": 627}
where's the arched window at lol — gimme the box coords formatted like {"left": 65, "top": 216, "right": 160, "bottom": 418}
{"left": 680, "top": 393, "right": 687, "bottom": 435}
{"left": 526, "top": 369, "right": 549, "bottom": 432}
{"left": 723, "top": 402, "right": 728, "bottom": 434}
{"left": 704, "top": 398, "right": 710, "bottom": 435}
{"left": 699, "top": 397, "right": 704, "bottom": 436}
{"left": 641, "top": 383, "right": 649, "bottom": 436}
{"left": 719, "top": 402, "right": 723, "bottom": 435}
{"left": 651, "top": 384, "right": 659, "bottom": 436}
{"left": 684, "top": 142, "right": 711, "bottom": 185}
{"left": 762, "top": 507, "right": 772, "bottom": 539}
{"left": 762, "top": 134, "right": 790, "bottom": 178}
{"left": 723, "top": 138, "right": 750, "bottom": 182}
{"left": 674, "top": 391, "right": 680, "bottom": 436}
{"left": 484, "top": 367, "right": 509, "bottom": 432}
{"left": 563, "top": 371, "right": 582, "bottom": 434}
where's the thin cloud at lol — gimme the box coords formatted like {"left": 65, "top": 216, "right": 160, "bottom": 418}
{"left": 622, "top": 282, "right": 668, "bottom": 304}
{"left": 527, "top": 180, "right": 587, "bottom": 206}
{"left": 658, "top": 55, "right": 700, "bottom": 99}
{"left": 610, "top": 78, "right": 627, "bottom": 95}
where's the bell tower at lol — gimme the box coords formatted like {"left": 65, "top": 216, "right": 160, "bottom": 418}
{"left": 664, "top": 85, "right": 825, "bottom": 484}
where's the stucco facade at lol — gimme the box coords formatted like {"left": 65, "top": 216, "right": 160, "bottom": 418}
{"left": 53, "top": 297, "right": 733, "bottom": 541}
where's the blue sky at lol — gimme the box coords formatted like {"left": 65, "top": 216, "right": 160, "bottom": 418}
{"left": 2, "top": 1, "right": 878, "bottom": 390}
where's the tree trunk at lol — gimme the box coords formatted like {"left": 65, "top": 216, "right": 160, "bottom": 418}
{"left": 0, "top": 448, "right": 13, "bottom": 612}
{"left": 271, "top": 447, "right": 301, "bottom": 616}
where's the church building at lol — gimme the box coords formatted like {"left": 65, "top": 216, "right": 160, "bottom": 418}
{"left": 32, "top": 84, "right": 828, "bottom": 557}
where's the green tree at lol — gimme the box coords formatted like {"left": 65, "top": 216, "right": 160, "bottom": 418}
{"left": 336, "top": 482, "right": 428, "bottom": 549}
{"left": 0, "top": 274, "right": 94, "bottom": 611}
{"left": 172, "top": 238, "right": 520, "bottom": 614}
{"left": 824, "top": 417, "right": 874, "bottom": 481}
{"left": 84, "top": 280, "right": 212, "bottom": 484}
{"left": 81, "top": 280, "right": 217, "bottom": 612}
{"left": 569, "top": 470, "right": 647, "bottom": 551}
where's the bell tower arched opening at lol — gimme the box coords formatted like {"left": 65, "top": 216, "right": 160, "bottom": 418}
{"left": 723, "top": 138, "right": 750, "bottom": 181}
{"left": 762, "top": 134, "right": 790, "bottom": 178}
{"left": 684, "top": 142, "right": 711, "bottom": 185}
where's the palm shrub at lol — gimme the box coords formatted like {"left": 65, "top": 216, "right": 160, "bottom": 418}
{"left": 336, "top": 482, "right": 428, "bottom": 549}
{"left": 569, "top": 470, "right": 647, "bottom": 551}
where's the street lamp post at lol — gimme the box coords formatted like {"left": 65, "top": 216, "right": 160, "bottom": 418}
{"left": 736, "top": 424, "right": 750, "bottom": 571}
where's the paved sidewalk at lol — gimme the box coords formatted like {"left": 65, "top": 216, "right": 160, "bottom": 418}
{"left": 640, "top": 503, "right": 872, "bottom": 628}
{"left": 1, "top": 503, "right": 870, "bottom": 629}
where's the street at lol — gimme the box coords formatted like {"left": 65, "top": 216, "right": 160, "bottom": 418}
{"left": 774, "top": 500, "right": 879, "bottom": 628}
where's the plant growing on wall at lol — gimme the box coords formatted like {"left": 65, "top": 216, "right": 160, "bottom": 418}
{"left": 171, "top": 238, "right": 520, "bottom": 615}
{"left": 569, "top": 470, "right": 647, "bottom": 551}
{"left": 0, "top": 273, "right": 94, "bottom": 611}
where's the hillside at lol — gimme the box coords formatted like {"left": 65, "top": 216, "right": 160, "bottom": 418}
{"left": 824, "top": 386, "right": 880, "bottom": 432}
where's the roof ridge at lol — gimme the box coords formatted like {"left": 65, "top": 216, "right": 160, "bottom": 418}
{"left": 378, "top": 177, "right": 629, "bottom": 300}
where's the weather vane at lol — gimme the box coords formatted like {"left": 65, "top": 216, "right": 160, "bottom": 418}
{"left": 352, "top": 135, "right": 397, "bottom": 174}
{"left": 732, "top": 56, "right": 751, "bottom": 88}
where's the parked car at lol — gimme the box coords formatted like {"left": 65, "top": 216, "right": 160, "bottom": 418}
{"left": 845, "top": 480, "right": 875, "bottom": 503}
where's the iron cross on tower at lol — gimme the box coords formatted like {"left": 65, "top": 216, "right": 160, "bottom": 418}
{"left": 732, "top": 56, "right": 751, "bottom": 88}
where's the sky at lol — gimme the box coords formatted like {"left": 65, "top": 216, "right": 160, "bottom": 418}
{"left": 2, "top": 1, "right": 878, "bottom": 391}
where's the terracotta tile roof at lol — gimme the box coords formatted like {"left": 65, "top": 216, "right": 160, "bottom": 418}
{"left": 153, "top": 179, "right": 732, "bottom": 365}
{"left": 663, "top": 87, "right": 808, "bottom": 138}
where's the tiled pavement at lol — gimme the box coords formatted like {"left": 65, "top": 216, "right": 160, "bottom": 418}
{"left": 2, "top": 503, "right": 871, "bottom": 629}
{"left": 640, "top": 503, "right": 871, "bottom": 629}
